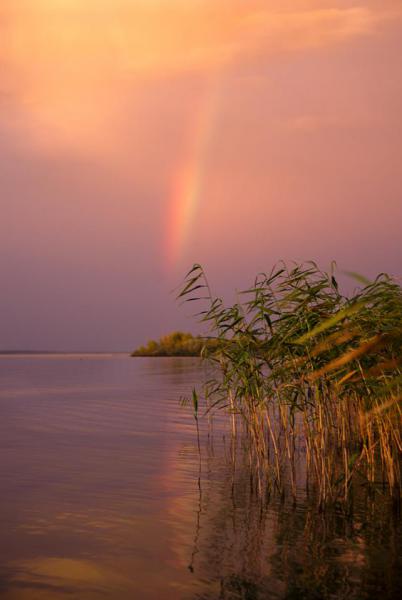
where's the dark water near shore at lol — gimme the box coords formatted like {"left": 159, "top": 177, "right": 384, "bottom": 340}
{"left": 0, "top": 355, "right": 400, "bottom": 599}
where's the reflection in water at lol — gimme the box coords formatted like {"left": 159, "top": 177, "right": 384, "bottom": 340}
{"left": 186, "top": 431, "right": 402, "bottom": 600}
{"left": 0, "top": 356, "right": 400, "bottom": 599}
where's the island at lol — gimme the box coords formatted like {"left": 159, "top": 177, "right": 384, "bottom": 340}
{"left": 131, "top": 331, "right": 218, "bottom": 357}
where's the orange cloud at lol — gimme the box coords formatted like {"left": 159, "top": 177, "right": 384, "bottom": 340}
{"left": 2, "top": 2, "right": 396, "bottom": 75}
{"left": 0, "top": 1, "right": 400, "bottom": 152}
{"left": 240, "top": 7, "right": 377, "bottom": 53}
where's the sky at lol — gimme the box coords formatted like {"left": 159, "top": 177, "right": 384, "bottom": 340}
{"left": 0, "top": 0, "right": 401, "bottom": 351}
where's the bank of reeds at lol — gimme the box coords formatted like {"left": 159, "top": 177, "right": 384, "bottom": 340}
{"left": 179, "top": 262, "right": 402, "bottom": 505}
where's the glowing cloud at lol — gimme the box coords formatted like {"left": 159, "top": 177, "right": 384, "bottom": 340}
{"left": 1, "top": 0, "right": 401, "bottom": 273}
{"left": 0, "top": 1, "right": 395, "bottom": 154}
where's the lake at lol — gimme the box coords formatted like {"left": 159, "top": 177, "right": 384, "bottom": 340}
{"left": 0, "top": 355, "right": 400, "bottom": 599}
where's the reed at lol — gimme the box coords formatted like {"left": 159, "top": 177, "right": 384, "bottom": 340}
{"left": 179, "top": 262, "right": 402, "bottom": 505}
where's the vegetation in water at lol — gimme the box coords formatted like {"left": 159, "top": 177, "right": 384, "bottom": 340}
{"left": 179, "top": 261, "right": 402, "bottom": 506}
{"left": 186, "top": 435, "right": 402, "bottom": 599}
{"left": 131, "top": 331, "right": 220, "bottom": 357}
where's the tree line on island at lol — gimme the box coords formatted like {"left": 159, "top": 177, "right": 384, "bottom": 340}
{"left": 131, "top": 331, "right": 219, "bottom": 357}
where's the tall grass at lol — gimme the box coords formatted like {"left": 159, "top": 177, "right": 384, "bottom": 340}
{"left": 179, "top": 262, "right": 402, "bottom": 505}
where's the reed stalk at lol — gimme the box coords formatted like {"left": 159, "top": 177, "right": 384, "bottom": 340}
{"left": 179, "top": 262, "right": 402, "bottom": 505}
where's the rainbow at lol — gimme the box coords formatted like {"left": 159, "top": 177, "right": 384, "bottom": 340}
{"left": 165, "top": 84, "right": 221, "bottom": 271}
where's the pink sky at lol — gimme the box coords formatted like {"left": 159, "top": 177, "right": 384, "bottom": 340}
{"left": 1, "top": 1, "right": 401, "bottom": 350}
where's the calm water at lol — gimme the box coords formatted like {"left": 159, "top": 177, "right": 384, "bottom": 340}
{"left": 0, "top": 355, "right": 400, "bottom": 599}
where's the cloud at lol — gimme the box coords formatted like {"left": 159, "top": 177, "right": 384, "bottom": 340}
{"left": 238, "top": 7, "right": 378, "bottom": 56}
{"left": 1, "top": 3, "right": 400, "bottom": 77}
{"left": 0, "top": 1, "right": 401, "bottom": 153}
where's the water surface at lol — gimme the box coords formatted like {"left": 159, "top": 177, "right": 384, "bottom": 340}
{"left": 0, "top": 356, "right": 400, "bottom": 599}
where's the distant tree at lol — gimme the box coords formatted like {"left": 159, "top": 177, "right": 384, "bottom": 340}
{"left": 131, "top": 332, "right": 219, "bottom": 357}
